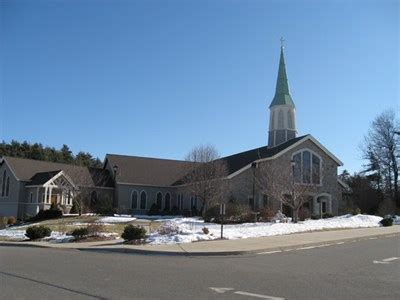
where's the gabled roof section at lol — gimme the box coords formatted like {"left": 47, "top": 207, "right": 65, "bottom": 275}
{"left": 220, "top": 135, "right": 307, "bottom": 175}
{"left": 29, "top": 170, "right": 62, "bottom": 185}
{"left": 1, "top": 156, "right": 114, "bottom": 188}
{"left": 269, "top": 46, "right": 295, "bottom": 108}
{"left": 105, "top": 154, "right": 197, "bottom": 186}
{"left": 225, "top": 134, "right": 343, "bottom": 179}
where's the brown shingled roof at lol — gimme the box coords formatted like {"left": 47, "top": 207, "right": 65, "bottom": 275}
{"left": 105, "top": 154, "right": 196, "bottom": 186}
{"left": 2, "top": 156, "right": 113, "bottom": 188}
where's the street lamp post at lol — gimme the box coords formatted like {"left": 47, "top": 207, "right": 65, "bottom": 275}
{"left": 290, "top": 159, "right": 296, "bottom": 223}
{"left": 251, "top": 162, "right": 257, "bottom": 211}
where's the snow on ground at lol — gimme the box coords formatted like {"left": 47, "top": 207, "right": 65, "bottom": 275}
{"left": 134, "top": 215, "right": 184, "bottom": 221}
{"left": 98, "top": 215, "right": 137, "bottom": 223}
{"left": 147, "top": 214, "right": 384, "bottom": 245}
{"left": 0, "top": 229, "right": 73, "bottom": 242}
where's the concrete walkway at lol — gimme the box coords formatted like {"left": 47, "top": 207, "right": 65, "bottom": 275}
{"left": 1, "top": 226, "right": 399, "bottom": 256}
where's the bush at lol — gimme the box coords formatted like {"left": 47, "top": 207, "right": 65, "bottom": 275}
{"left": 380, "top": 217, "right": 393, "bottom": 227}
{"left": 204, "top": 203, "right": 252, "bottom": 224}
{"left": 311, "top": 215, "right": 319, "bottom": 220}
{"left": 202, "top": 227, "right": 209, "bottom": 235}
{"left": 31, "top": 209, "right": 62, "bottom": 222}
{"left": 353, "top": 207, "right": 361, "bottom": 215}
{"left": 0, "top": 216, "right": 7, "bottom": 229}
{"left": 259, "top": 207, "right": 277, "bottom": 222}
{"left": 87, "top": 223, "right": 106, "bottom": 236}
{"left": 322, "top": 213, "right": 334, "bottom": 219}
{"left": 298, "top": 207, "right": 311, "bottom": 221}
{"left": 7, "top": 216, "right": 17, "bottom": 225}
{"left": 96, "top": 206, "right": 116, "bottom": 216}
{"left": 71, "top": 227, "right": 89, "bottom": 239}
{"left": 157, "top": 222, "right": 181, "bottom": 235}
{"left": 148, "top": 203, "right": 159, "bottom": 216}
{"left": 25, "top": 225, "right": 52, "bottom": 240}
{"left": 121, "top": 224, "right": 146, "bottom": 241}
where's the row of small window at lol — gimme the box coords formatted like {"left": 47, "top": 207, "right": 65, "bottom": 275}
{"left": 131, "top": 191, "right": 198, "bottom": 210}
{"left": 28, "top": 192, "right": 73, "bottom": 205}
{"left": 292, "top": 150, "right": 322, "bottom": 185}
{"left": 1, "top": 171, "right": 10, "bottom": 197}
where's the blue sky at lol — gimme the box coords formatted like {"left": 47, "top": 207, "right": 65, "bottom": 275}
{"left": 1, "top": 0, "right": 399, "bottom": 174}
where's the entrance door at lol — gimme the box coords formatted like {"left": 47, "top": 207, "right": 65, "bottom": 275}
{"left": 51, "top": 195, "right": 58, "bottom": 206}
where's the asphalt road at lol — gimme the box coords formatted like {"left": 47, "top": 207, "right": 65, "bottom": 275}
{"left": 0, "top": 236, "right": 399, "bottom": 299}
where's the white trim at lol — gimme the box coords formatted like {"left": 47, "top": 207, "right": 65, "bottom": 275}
{"left": 291, "top": 148, "right": 323, "bottom": 186}
{"left": 43, "top": 170, "right": 77, "bottom": 190}
{"left": 1, "top": 158, "right": 20, "bottom": 181}
{"left": 116, "top": 181, "right": 177, "bottom": 188}
{"left": 227, "top": 135, "right": 343, "bottom": 179}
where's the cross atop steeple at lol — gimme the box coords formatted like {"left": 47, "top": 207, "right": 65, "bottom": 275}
{"left": 280, "top": 37, "right": 285, "bottom": 48}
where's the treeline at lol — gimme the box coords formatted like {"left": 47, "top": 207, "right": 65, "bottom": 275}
{"left": 0, "top": 140, "right": 102, "bottom": 168}
{"left": 340, "top": 109, "right": 399, "bottom": 215}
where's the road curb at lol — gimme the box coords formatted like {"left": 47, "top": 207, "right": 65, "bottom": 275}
{"left": 77, "top": 232, "right": 400, "bottom": 257}
{"left": 1, "top": 231, "right": 398, "bottom": 256}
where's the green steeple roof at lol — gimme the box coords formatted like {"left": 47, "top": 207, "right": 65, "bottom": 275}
{"left": 269, "top": 46, "right": 295, "bottom": 108}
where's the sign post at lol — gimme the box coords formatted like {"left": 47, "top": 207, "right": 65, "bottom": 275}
{"left": 220, "top": 203, "right": 226, "bottom": 239}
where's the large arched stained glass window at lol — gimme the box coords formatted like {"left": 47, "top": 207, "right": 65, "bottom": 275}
{"left": 292, "top": 150, "right": 321, "bottom": 185}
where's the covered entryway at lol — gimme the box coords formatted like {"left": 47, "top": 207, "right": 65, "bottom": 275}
{"left": 26, "top": 170, "right": 78, "bottom": 214}
{"left": 314, "top": 193, "right": 332, "bottom": 216}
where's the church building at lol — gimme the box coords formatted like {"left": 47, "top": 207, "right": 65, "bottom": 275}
{"left": 0, "top": 45, "right": 344, "bottom": 219}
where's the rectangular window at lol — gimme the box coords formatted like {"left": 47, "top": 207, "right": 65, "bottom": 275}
{"left": 312, "top": 154, "right": 321, "bottom": 184}
{"left": 302, "top": 151, "right": 311, "bottom": 184}
{"left": 30, "top": 193, "right": 33, "bottom": 203}
{"left": 263, "top": 195, "right": 268, "bottom": 208}
{"left": 248, "top": 197, "right": 254, "bottom": 210}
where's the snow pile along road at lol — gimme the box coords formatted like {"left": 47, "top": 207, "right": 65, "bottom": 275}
{"left": 147, "top": 214, "right": 383, "bottom": 245}
{"left": 98, "top": 215, "right": 137, "bottom": 223}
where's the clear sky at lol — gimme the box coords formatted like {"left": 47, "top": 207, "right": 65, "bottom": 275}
{"left": 1, "top": 0, "right": 399, "bottom": 174}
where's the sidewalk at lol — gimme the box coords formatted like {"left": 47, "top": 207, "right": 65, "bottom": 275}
{"left": 1, "top": 226, "right": 399, "bottom": 256}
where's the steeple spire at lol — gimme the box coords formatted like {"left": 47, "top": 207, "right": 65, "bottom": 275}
{"left": 269, "top": 42, "right": 295, "bottom": 108}
{"left": 268, "top": 40, "right": 297, "bottom": 148}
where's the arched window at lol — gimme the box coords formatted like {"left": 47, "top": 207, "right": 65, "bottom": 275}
{"left": 164, "top": 193, "right": 171, "bottom": 211}
{"left": 292, "top": 150, "right": 321, "bottom": 185}
{"left": 278, "top": 110, "right": 284, "bottom": 129}
{"left": 1, "top": 170, "right": 6, "bottom": 197}
{"left": 131, "top": 190, "right": 138, "bottom": 209}
{"left": 191, "top": 194, "right": 197, "bottom": 210}
{"left": 156, "top": 192, "right": 163, "bottom": 209}
{"left": 177, "top": 194, "right": 184, "bottom": 210}
{"left": 5, "top": 177, "right": 10, "bottom": 197}
{"left": 287, "top": 110, "right": 294, "bottom": 129}
{"left": 140, "top": 191, "right": 147, "bottom": 210}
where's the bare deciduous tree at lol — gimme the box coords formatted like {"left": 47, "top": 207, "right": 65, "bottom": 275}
{"left": 183, "top": 145, "right": 229, "bottom": 216}
{"left": 254, "top": 160, "right": 312, "bottom": 223}
{"left": 361, "top": 109, "right": 399, "bottom": 207}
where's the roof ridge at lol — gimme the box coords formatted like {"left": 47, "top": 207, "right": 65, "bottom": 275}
{"left": 106, "top": 153, "right": 188, "bottom": 163}
{"left": 2, "top": 156, "right": 86, "bottom": 169}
